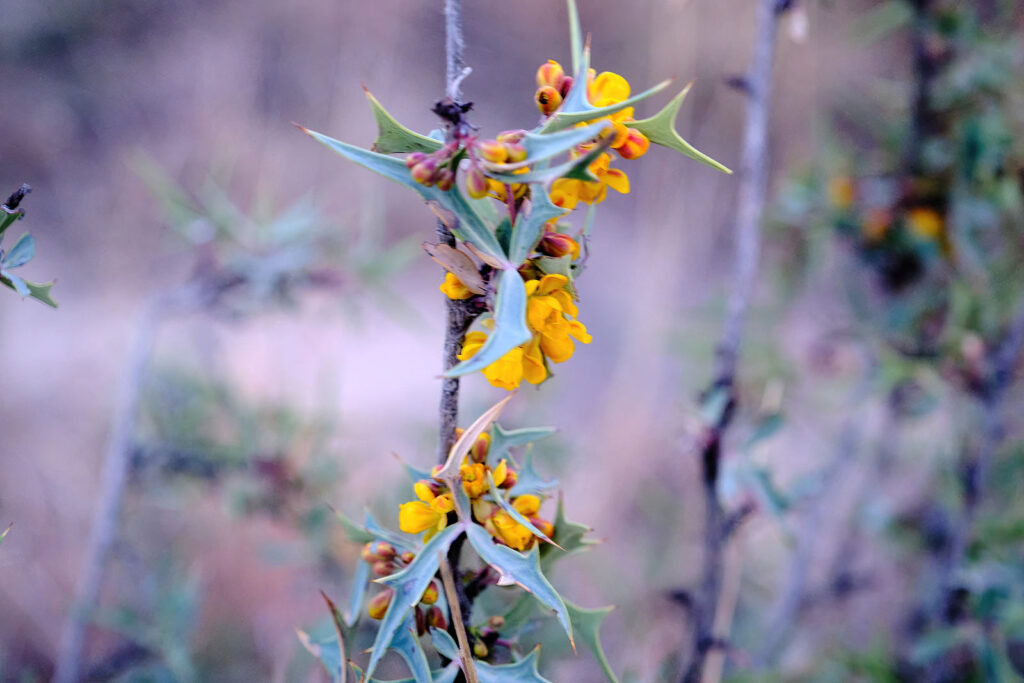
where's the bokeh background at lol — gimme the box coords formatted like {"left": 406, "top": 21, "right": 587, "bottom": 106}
{"left": 3, "top": 0, "right": 1022, "bottom": 681}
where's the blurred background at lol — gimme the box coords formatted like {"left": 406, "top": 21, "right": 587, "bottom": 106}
{"left": 2, "top": 0, "right": 1023, "bottom": 680}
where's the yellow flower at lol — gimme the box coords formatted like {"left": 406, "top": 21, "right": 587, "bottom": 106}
{"left": 906, "top": 207, "right": 944, "bottom": 240}
{"left": 458, "top": 331, "right": 527, "bottom": 390}
{"left": 460, "top": 462, "right": 490, "bottom": 499}
{"left": 550, "top": 152, "right": 629, "bottom": 210}
{"left": 586, "top": 70, "right": 650, "bottom": 161}
{"left": 399, "top": 480, "right": 454, "bottom": 538}
{"left": 525, "top": 274, "right": 592, "bottom": 363}
{"left": 828, "top": 176, "right": 855, "bottom": 210}
{"left": 440, "top": 272, "right": 474, "bottom": 300}
{"left": 489, "top": 510, "right": 534, "bottom": 551}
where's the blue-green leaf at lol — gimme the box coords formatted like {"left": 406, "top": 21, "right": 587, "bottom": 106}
{"left": 566, "top": 601, "right": 619, "bottom": 683}
{"left": 330, "top": 506, "right": 376, "bottom": 544}
{"left": 430, "top": 629, "right": 459, "bottom": 660}
{"left": 486, "top": 138, "right": 609, "bottom": 186}
{"left": 20, "top": 278, "right": 57, "bottom": 308}
{"left": 541, "top": 495, "right": 595, "bottom": 573}
{"left": 365, "top": 509, "right": 418, "bottom": 553}
{"left": 3, "top": 233, "right": 34, "bottom": 269}
{"left": 367, "top": 524, "right": 464, "bottom": 681}
{"left": 507, "top": 452, "right": 558, "bottom": 499}
{"left": 297, "top": 629, "right": 345, "bottom": 683}
{"left": 626, "top": 85, "right": 732, "bottom": 174}
{"left": 486, "top": 471, "right": 558, "bottom": 547}
{"left": 475, "top": 647, "right": 552, "bottom": 683}
{"left": 444, "top": 269, "right": 531, "bottom": 378}
{"left": 488, "top": 424, "right": 557, "bottom": 467}
{"left": 566, "top": 0, "right": 582, "bottom": 76}
{"left": 347, "top": 662, "right": 460, "bottom": 683}
{"left": 364, "top": 88, "right": 445, "bottom": 154}
{"left": 508, "top": 191, "right": 563, "bottom": 265}
{"left": 2, "top": 273, "right": 29, "bottom": 297}
{"left": 345, "top": 557, "right": 371, "bottom": 627}
{"left": 464, "top": 525, "right": 572, "bottom": 646}
{"left": 302, "top": 127, "right": 506, "bottom": 259}
{"left": 390, "top": 618, "right": 433, "bottom": 683}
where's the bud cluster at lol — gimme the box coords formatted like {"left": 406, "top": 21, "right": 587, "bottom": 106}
{"left": 362, "top": 543, "right": 446, "bottom": 631}
{"left": 405, "top": 141, "right": 459, "bottom": 191}
{"left": 535, "top": 60, "right": 574, "bottom": 116}
{"left": 466, "top": 132, "right": 529, "bottom": 200}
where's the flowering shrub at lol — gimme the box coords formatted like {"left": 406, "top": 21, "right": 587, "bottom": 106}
{"left": 297, "top": 2, "right": 728, "bottom": 680}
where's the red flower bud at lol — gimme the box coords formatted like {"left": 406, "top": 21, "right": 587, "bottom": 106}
{"left": 367, "top": 588, "right": 393, "bottom": 620}
{"left": 504, "top": 142, "right": 528, "bottom": 164}
{"left": 537, "top": 231, "right": 580, "bottom": 260}
{"left": 436, "top": 167, "right": 455, "bottom": 192}
{"left": 400, "top": 551, "right": 416, "bottom": 564}
{"left": 536, "top": 60, "right": 565, "bottom": 90}
{"left": 420, "top": 580, "right": 440, "bottom": 605}
{"left": 466, "top": 165, "right": 489, "bottom": 199}
{"left": 411, "top": 158, "right": 439, "bottom": 185}
{"left": 476, "top": 140, "right": 508, "bottom": 164}
{"left": 616, "top": 128, "right": 650, "bottom": 160}
{"left": 405, "top": 152, "right": 427, "bottom": 169}
{"left": 496, "top": 129, "right": 526, "bottom": 145}
{"left": 426, "top": 605, "right": 447, "bottom": 630}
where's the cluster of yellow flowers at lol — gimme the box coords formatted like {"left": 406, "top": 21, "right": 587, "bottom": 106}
{"left": 453, "top": 273, "right": 591, "bottom": 390}
{"left": 536, "top": 60, "right": 650, "bottom": 211}
{"left": 398, "top": 431, "right": 554, "bottom": 552}
{"left": 828, "top": 175, "right": 948, "bottom": 249}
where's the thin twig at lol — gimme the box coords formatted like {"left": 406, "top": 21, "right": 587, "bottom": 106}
{"left": 684, "top": 1, "right": 785, "bottom": 681}
{"left": 53, "top": 293, "right": 176, "bottom": 683}
{"left": 439, "top": 551, "right": 480, "bottom": 683}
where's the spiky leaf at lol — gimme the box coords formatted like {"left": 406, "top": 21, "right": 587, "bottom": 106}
{"left": 626, "top": 85, "right": 731, "bottom": 173}
{"left": 464, "top": 525, "right": 572, "bottom": 646}
{"left": 364, "top": 88, "right": 444, "bottom": 154}
{"left": 507, "top": 452, "right": 558, "bottom": 499}
{"left": 541, "top": 495, "right": 595, "bottom": 573}
{"left": 566, "top": 601, "right": 619, "bottom": 683}
{"left": 2, "top": 233, "right": 34, "bottom": 269}
{"left": 475, "top": 647, "right": 552, "bottom": 683}
{"left": 389, "top": 618, "right": 433, "bottom": 683}
{"left": 302, "top": 127, "right": 506, "bottom": 259}
{"left": 486, "top": 471, "right": 558, "bottom": 547}
{"left": 488, "top": 424, "right": 557, "bottom": 467}
{"left": 487, "top": 121, "right": 610, "bottom": 176}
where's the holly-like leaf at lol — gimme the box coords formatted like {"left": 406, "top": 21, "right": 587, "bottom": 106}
{"left": 430, "top": 628, "right": 459, "bottom": 661}
{"left": 444, "top": 269, "right": 532, "bottom": 378}
{"left": 626, "top": 84, "right": 732, "bottom": 174}
{"left": 475, "top": 647, "right": 552, "bottom": 683}
{"left": 507, "top": 452, "right": 558, "bottom": 499}
{"left": 366, "top": 524, "right": 464, "bottom": 681}
{"left": 508, "top": 191, "right": 563, "bottom": 265}
{"left": 566, "top": 601, "right": 619, "bottom": 683}
{"left": 2, "top": 273, "right": 29, "bottom": 297}
{"left": 297, "top": 629, "right": 345, "bottom": 683}
{"left": 345, "top": 557, "right": 371, "bottom": 627}
{"left": 329, "top": 505, "right": 376, "bottom": 544}
{"left": 2, "top": 233, "right": 34, "bottom": 269}
{"left": 486, "top": 471, "right": 559, "bottom": 548}
{"left": 488, "top": 424, "right": 557, "bottom": 467}
{"left": 540, "top": 45, "right": 671, "bottom": 134}
{"left": 319, "top": 591, "right": 349, "bottom": 683}
{"left": 364, "top": 88, "right": 445, "bottom": 154}
{"left": 301, "top": 127, "right": 506, "bottom": 260}
{"left": 541, "top": 494, "right": 595, "bottom": 573}
{"left": 389, "top": 618, "right": 433, "bottom": 683}
{"left": 365, "top": 509, "right": 418, "bottom": 553}
{"left": 347, "top": 662, "right": 460, "bottom": 683}
{"left": 464, "top": 524, "right": 573, "bottom": 647}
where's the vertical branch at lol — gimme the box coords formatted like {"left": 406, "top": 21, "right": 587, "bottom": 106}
{"left": 437, "top": 0, "right": 475, "bottom": 465}
{"left": 53, "top": 295, "right": 172, "bottom": 683}
{"left": 685, "top": 1, "right": 786, "bottom": 681}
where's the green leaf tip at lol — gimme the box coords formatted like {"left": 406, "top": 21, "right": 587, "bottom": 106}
{"left": 444, "top": 269, "right": 531, "bottom": 378}
{"left": 566, "top": 601, "right": 620, "bottom": 683}
{"left": 362, "top": 87, "right": 445, "bottom": 155}
{"left": 626, "top": 83, "right": 732, "bottom": 174}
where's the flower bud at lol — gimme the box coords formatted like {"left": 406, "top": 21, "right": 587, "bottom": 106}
{"left": 504, "top": 142, "right": 528, "bottom": 164}
{"left": 537, "top": 231, "right": 580, "bottom": 260}
{"left": 476, "top": 140, "right": 508, "bottom": 164}
{"left": 405, "top": 152, "right": 428, "bottom": 170}
{"left": 373, "top": 561, "right": 394, "bottom": 576}
{"left": 466, "top": 165, "right": 489, "bottom": 199}
{"left": 411, "top": 158, "right": 439, "bottom": 186}
{"left": 436, "top": 167, "right": 455, "bottom": 192}
{"left": 367, "top": 588, "right": 393, "bottom": 620}
{"left": 498, "top": 469, "right": 517, "bottom": 489}
{"left": 415, "top": 605, "right": 427, "bottom": 636}
{"left": 420, "top": 580, "right": 439, "bottom": 605}
{"left": 472, "top": 640, "right": 489, "bottom": 659}
{"left": 488, "top": 615, "right": 505, "bottom": 629}
{"left": 535, "top": 86, "right": 562, "bottom": 116}
{"left": 616, "top": 128, "right": 650, "bottom": 160}
{"left": 470, "top": 433, "right": 490, "bottom": 463}
{"left": 496, "top": 129, "right": 526, "bottom": 145}
{"left": 532, "top": 517, "right": 555, "bottom": 539}
{"left": 536, "top": 60, "right": 565, "bottom": 89}
{"left": 400, "top": 551, "right": 416, "bottom": 564}
{"left": 559, "top": 76, "right": 574, "bottom": 97}
{"left": 361, "top": 542, "right": 378, "bottom": 563}
{"left": 426, "top": 606, "right": 448, "bottom": 630}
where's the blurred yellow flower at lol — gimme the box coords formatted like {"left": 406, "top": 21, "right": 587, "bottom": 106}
{"left": 440, "top": 272, "right": 474, "bottom": 300}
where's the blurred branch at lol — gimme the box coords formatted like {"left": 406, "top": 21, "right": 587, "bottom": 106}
{"left": 684, "top": 1, "right": 787, "bottom": 681}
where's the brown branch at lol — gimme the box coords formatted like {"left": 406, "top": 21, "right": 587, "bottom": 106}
{"left": 439, "top": 550, "right": 480, "bottom": 683}
{"left": 684, "top": 1, "right": 786, "bottom": 681}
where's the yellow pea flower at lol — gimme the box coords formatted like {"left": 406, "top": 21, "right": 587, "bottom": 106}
{"left": 460, "top": 462, "right": 490, "bottom": 499}
{"left": 440, "top": 272, "right": 474, "bottom": 300}
{"left": 489, "top": 510, "right": 534, "bottom": 551}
